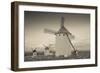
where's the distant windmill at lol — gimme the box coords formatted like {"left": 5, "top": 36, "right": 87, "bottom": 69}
{"left": 44, "top": 17, "right": 77, "bottom": 57}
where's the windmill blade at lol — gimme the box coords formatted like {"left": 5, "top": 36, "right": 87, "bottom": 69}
{"left": 44, "top": 28, "right": 56, "bottom": 34}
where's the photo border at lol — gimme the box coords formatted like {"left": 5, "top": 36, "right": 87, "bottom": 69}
{"left": 11, "top": 1, "right": 97, "bottom": 71}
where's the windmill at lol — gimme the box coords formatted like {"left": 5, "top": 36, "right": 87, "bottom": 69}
{"left": 44, "top": 17, "right": 77, "bottom": 57}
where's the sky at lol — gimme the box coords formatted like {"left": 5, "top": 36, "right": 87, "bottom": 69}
{"left": 24, "top": 11, "right": 90, "bottom": 52}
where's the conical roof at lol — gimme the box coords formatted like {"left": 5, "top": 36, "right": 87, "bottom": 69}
{"left": 56, "top": 17, "right": 71, "bottom": 35}
{"left": 56, "top": 26, "right": 70, "bottom": 34}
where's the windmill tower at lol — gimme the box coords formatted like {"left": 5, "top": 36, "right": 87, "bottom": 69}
{"left": 44, "top": 17, "right": 77, "bottom": 57}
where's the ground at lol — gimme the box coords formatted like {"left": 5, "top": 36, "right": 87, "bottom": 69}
{"left": 24, "top": 50, "right": 90, "bottom": 61}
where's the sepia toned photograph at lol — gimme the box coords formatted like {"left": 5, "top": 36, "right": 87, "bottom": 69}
{"left": 11, "top": 1, "right": 97, "bottom": 71}
{"left": 24, "top": 11, "right": 90, "bottom": 61}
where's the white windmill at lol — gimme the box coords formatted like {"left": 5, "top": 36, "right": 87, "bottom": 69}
{"left": 44, "top": 17, "right": 77, "bottom": 57}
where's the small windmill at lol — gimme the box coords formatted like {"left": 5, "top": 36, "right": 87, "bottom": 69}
{"left": 44, "top": 17, "right": 77, "bottom": 57}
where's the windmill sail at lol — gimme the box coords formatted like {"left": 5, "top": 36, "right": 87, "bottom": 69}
{"left": 61, "top": 17, "right": 64, "bottom": 28}
{"left": 44, "top": 28, "right": 56, "bottom": 34}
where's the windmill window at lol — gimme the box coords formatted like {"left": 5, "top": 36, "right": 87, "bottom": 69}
{"left": 63, "top": 34, "right": 65, "bottom": 36}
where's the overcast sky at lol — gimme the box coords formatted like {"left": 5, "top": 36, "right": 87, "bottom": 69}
{"left": 24, "top": 11, "right": 90, "bottom": 51}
